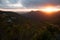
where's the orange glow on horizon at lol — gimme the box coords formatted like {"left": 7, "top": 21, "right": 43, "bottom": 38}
{"left": 40, "top": 6, "right": 60, "bottom": 13}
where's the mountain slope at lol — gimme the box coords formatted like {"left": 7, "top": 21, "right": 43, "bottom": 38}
{"left": 0, "top": 11, "right": 60, "bottom": 40}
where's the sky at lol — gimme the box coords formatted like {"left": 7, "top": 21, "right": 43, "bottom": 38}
{"left": 0, "top": 0, "right": 60, "bottom": 9}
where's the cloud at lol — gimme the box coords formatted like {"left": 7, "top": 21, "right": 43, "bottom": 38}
{"left": 7, "top": 4, "right": 23, "bottom": 8}
{"left": 0, "top": 0, "right": 60, "bottom": 9}
{"left": 9, "top": 0, "right": 18, "bottom": 4}
{"left": 7, "top": 1, "right": 24, "bottom": 8}
{"left": 0, "top": 0, "right": 24, "bottom": 9}
{"left": 21, "top": 0, "right": 60, "bottom": 8}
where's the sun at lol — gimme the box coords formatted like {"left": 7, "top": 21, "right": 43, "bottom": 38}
{"left": 43, "top": 8, "right": 55, "bottom": 12}
{"left": 40, "top": 6, "right": 60, "bottom": 13}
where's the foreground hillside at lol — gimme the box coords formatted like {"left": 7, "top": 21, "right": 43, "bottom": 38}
{"left": 0, "top": 11, "right": 60, "bottom": 40}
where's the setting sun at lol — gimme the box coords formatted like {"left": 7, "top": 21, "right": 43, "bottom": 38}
{"left": 40, "top": 6, "right": 60, "bottom": 13}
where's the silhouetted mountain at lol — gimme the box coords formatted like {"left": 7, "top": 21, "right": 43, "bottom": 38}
{"left": 21, "top": 11, "right": 60, "bottom": 24}
{"left": 21, "top": 11, "right": 47, "bottom": 22}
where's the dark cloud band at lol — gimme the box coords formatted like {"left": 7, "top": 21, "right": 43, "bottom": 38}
{"left": 21, "top": 0, "right": 60, "bottom": 8}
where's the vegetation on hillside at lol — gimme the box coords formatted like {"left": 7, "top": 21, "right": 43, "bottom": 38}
{"left": 0, "top": 11, "right": 60, "bottom": 40}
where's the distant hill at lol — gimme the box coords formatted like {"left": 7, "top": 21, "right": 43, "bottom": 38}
{"left": 21, "top": 11, "right": 60, "bottom": 24}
